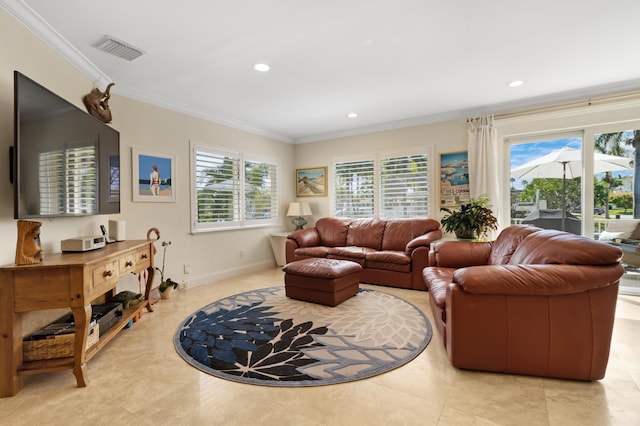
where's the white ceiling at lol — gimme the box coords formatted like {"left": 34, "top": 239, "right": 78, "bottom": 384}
{"left": 4, "top": 0, "right": 640, "bottom": 143}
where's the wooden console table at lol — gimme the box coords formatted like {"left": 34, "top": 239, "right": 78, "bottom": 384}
{"left": 0, "top": 240, "right": 155, "bottom": 397}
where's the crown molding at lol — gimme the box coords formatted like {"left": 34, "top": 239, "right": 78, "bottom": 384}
{"left": 0, "top": 0, "right": 112, "bottom": 88}
{"left": 5, "top": 0, "right": 640, "bottom": 145}
{"left": 1, "top": 0, "right": 293, "bottom": 143}
{"left": 117, "top": 84, "right": 294, "bottom": 143}
{"left": 295, "top": 78, "right": 640, "bottom": 144}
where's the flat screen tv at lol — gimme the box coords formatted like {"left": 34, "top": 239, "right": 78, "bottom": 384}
{"left": 13, "top": 71, "right": 120, "bottom": 219}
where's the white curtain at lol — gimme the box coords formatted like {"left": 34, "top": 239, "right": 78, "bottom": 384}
{"left": 467, "top": 116, "right": 503, "bottom": 235}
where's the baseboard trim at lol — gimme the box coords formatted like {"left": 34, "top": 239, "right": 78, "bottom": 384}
{"left": 184, "top": 260, "right": 276, "bottom": 289}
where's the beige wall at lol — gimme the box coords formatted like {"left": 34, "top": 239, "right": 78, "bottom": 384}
{"left": 107, "top": 95, "right": 295, "bottom": 287}
{"left": 294, "top": 120, "right": 468, "bottom": 222}
{"left": 0, "top": 9, "right": 295, "bottom": 333}
{"left": 5, "top": 6, "right": 639, "bottom": 335}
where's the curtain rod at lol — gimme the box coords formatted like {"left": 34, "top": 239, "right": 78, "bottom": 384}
{"left": 473, "top": 89, "right": 640, "bottom": 122}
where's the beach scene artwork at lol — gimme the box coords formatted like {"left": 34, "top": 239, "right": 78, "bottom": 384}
{"left": 296, "top": 167, "right": 327, "bottom": 197}
{"left": 440, "top": 152, "right": 469, "bottom": 207}
{"left": 133, "top": 149, "right": 175, "bottom": 202}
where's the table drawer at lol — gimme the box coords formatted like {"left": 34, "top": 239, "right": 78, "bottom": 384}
{"left": 136, "top": 246, "right": 152, "bottom": 268}
{"left": 119, "top": 253, "right": 137, "bottom": 274}
{"left": 92, "top": 260, "right": 120, "bottom": 293}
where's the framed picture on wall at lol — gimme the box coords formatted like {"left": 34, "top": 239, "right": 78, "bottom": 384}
{"left": 296, "top": 166, "right": 327, "bottom": 197}
{"left": 440, "top": 152, "right": 470, "bottom": 207}
{"left": 132, "top": 148, "right": 176, "bottom": 202}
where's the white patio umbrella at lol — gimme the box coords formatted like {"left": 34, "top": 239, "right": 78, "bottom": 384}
{"left": 511, "top": 146, "right": 632, "bottom": 230}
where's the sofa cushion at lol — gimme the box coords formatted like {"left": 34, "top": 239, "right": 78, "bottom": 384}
{"left": 316, "top": 217, "right": 352, "bottom": 247}
{"left": 346, "top": 218, "right": 386, "bottom": 250}
{"left": 509, "top": 229, "right": 623, "bottom": 266}
{"left": 328, "top": 246, "right": 376, "bottom": 266}
{"left": 422, "top": 267, "right": 456, "bottom": 309}
{"left": 489, "top": 225, "right": 542, "bottom": 265}
{"left": 294, "top": 246, "right": 330, "bottom": 259}
{"left": 382, "top": 219, "right": 441, "bottom": 251}
{"left": 365, "top": 250, "right": 411, "bottom": 272}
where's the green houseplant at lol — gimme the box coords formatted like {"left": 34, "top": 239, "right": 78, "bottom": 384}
{"left": 440, "top": 196, "right": 498, "bottom": 240}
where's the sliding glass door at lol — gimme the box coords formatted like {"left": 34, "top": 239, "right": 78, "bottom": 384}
{"left": 508, "top": 128, "right": 640, "bottom": 296}
{"left": 594, "top": 129, "right": 640, "bottom": 296}
{"left": 509, "top": 134, "right": 583, "bottom": 234}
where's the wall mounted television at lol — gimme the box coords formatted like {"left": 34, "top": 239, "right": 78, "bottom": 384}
{"left": 13, "top": 71, "right": 120, "bottom": 219}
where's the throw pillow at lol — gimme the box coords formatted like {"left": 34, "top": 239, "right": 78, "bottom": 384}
{"left": 598, "top": 230, "right": 624, "bottom": 242}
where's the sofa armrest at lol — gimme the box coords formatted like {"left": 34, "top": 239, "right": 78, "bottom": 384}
{"left": 287, "top": 228, "right": 320, "bottom": 248}
{"left": 428, "top": 240, "right": 492, "bottom": 268}
{"left": 452, "top": 264, "right": 624, "bottom": 296}
{"left": 405, "top": 229, "right": 442, "bottom": 254}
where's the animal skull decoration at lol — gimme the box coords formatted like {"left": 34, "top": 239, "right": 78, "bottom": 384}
{"left": 83, "top": 82, "right": 115, "bottom": 123}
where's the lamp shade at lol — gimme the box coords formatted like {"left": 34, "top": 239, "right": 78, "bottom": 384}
{"left": 287, "top": 202, "right": 312, "bottom": 217}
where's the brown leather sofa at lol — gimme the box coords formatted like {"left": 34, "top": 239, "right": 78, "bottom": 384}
{"left": 423, "top": 225, "right": 624, "bottom": 380}
{"left": 285, "top": 217, "right": 442, "bottom": 290}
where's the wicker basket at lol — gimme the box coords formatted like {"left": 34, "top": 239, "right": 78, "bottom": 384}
{"left": 23, "top": 324, "right": 99, "bottom": 361}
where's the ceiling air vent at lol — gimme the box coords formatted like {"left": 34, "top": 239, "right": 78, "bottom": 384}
{"left": 93, "top": 35, "right": 144, "bottom": 61}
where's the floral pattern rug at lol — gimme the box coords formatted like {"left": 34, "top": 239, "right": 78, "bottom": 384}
{"left": 174, "top": 286, "right": 432, "bottom": 386}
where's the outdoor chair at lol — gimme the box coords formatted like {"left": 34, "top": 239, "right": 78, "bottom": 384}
{"left": 599, "top": 219, "right": 640, "bottom": 268}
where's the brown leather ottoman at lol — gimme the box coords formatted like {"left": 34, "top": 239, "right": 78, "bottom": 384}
{"left": 282, "top": 258, "right": 362, "bottom": 306}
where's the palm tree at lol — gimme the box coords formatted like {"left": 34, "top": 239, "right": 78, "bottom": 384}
{"left": 596, "top": 130, "right": 640, "bottom": 219}
{"left": 595, "top": 132, "right": 627, "bottom": 219}
{"left": 629, "top": 130, "right": 640, "bottom": 218}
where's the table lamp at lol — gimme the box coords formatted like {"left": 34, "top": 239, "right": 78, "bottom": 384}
{"left": 287, "top": 202, "right": 312, "bottom": 230}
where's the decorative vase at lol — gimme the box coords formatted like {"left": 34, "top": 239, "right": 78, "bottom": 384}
{"left": 160, "top": 286, "right": 174, "bottom": 299}
{"left": 455, "top": 229, "right": 476, "bottom": 240}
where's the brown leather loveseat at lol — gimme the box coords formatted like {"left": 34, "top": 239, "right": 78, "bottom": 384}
{"left": 286, "top": 217, "right": 442, "bottom": 290}
{"left": 423, "top": 225, "right": 624, "bottom": 380}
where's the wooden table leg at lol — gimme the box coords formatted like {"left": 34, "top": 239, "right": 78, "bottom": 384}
{"left": 1, "top": 272, "right": 22, "bottom": 398}
{"left": 144, "top": 266, "right": 155, "bottom": 313}
{"left": 71, "top": 304, "right": 91, "bottom": 388}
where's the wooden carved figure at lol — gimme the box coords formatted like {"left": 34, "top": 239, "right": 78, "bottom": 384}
{"left": 15, "top": 220, "right": 44, "bottom": 264}
{"left": 82, "top": 82, "right": 115, "bottom": 123}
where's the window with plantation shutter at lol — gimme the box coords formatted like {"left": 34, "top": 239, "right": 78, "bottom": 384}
{"left": 191, "top": 142, "right": 279, "bottom": 232}
{"left": 38, "top": 140, "right": 97, "bottom": 216}
{"left": 379, "top": 154, "right": 429, "bottom": 219}
{"left": 332, "top": 147, "right": 433, "bottom": 219}
{"left": 66, "top": 144, "right": 97, "bottom": 214}
{"left": 333, "top": 159, "right": 375, "bottom": 218}
{"left": 39, "top": 150, "right": 64, "bottom": 215}
{"left": 244, "top": 158, "right": 278, "bottom": 222}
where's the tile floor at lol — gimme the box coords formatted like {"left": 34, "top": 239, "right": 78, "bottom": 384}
{"left": 1, "top": 267, "right": 639, "bottom": 426}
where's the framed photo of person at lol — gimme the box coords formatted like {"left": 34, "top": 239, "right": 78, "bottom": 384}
{"left": 132, "top": 148, "right": 176, "bottom": 202}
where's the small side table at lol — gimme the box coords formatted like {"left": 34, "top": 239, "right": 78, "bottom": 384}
{"left": 269, "top": 232, "right": 289, "bottom": 266}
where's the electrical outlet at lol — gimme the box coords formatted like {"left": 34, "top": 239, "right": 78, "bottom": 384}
{"left": 179, "top": 281, "right": 187, "bottom": 290}
{"left": 183, "top": 264, "right": 190, "bottom": 274}
{"left": 239, "top": 250, "right": 244, "bottom": 258}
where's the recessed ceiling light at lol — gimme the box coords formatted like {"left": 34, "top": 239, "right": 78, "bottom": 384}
{"left": 508, "top": 80, "right": 525, "bottom": 87}
{"left": 254, "top": 63, "right": 270, "bottom": 72}
{"left": 346, "top": 112, "right": 359, "bottom": 119}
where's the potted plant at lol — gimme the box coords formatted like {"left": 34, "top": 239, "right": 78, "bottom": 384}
{"left": 156, "top": 240, "right": 178, "bottom": 299}
{"left": 440, "top": 196, "right": 498, "bottom": 240}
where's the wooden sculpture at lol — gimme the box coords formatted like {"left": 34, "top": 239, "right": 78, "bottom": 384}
{"left": 15, "top": 220, "right": 44, "bottom": 265}
{"left": 82, "top": 83, "right": 115, "bottom": 123}
{"left": 146, "top": 227, "right": 161, "bottom": 255}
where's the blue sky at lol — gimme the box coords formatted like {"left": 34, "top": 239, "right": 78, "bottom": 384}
{"left": 510, "top": 138, "right": 582, "bottom": 170}
{"left": 138, "top": 154, "right": 172, "bottom": 182}
{"left": 509, "top": 134, "right": 634, "bottom": 189}
{"left": 441, "top": 151, "right": 468, "bottom": 166}
{"left": 296, "top": 168, "right": 325, "bottom": 181}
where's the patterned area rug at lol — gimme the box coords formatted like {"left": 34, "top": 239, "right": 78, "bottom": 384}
{"left": 174, "top": 286, "right": 432, "bottom": 386}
